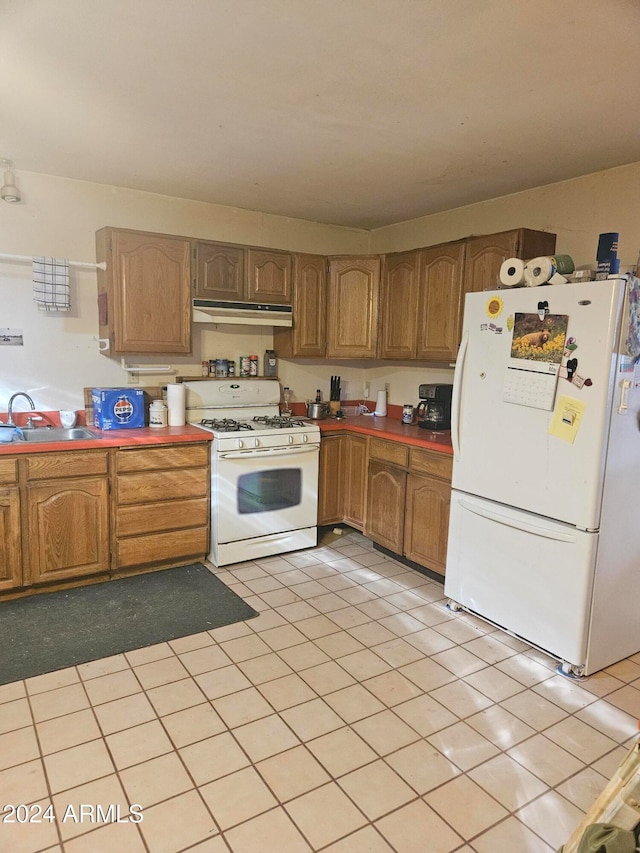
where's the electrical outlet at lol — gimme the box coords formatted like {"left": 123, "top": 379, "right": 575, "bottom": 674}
{"left": 364, "top": 384, "right": 370, "bottom": 399}
{"left": 384, "top": 383, "right": 391, "bottom": 394}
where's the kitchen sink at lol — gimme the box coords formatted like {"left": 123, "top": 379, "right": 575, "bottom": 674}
{"left": 18, "top": 427, "right": 101, "bottom": 443}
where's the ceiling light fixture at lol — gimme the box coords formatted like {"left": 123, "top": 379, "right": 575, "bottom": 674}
{"left": 1, "top": 159, "right": 21, "bottom": 203}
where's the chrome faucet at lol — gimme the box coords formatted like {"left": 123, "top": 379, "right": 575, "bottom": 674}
{"left": 7, "top": 392, "right": 36, "bottom": 426}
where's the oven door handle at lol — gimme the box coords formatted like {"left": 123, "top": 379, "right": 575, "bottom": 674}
{"left": 218, "top": 445, "right": 320, "bottom": 460}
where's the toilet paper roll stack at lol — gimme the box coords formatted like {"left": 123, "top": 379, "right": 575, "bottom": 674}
{"left": 166, "top": 383, "right": 186, "bottom": 426}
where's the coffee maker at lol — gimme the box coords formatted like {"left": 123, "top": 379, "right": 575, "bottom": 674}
{"left": 416, "top": 384, "right": 453, "bottom": 431}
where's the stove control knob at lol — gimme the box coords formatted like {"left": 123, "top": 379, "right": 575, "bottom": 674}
{"left": 288, "top": 435, "right": 294, "bottom": 444}
{"left": 253, "top": 438, "right": 260, "bottom": 448}
{"left": 302, "top": 434, "right": 308, "bottom": 443}
{"left": 237, "top": 439, "right": 244, "bottom": 449}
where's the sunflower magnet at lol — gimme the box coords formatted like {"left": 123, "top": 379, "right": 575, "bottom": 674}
{"left": 486, "top": 296, "right": 503, "bottom": 319}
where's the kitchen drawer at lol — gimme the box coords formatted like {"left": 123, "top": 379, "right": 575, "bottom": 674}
{"left": 116, "top": 443, "right": 209, "bottom": 473}
{"left": 116, "top": 469, "right": 208, "bottom": 505}
{"left": 116, "top": 497, "right": 209, "bottom": 537}
{"left": 25, "top": 450, "right": 109, "bottom": 480}
{"left": 409, "top": 447, "right": 453, "bottom": 481}
{"left": 368, "top": 438, "right": 408, "bottom": 468}
{"left": 115, "top": 526, "right": 209, "bottom": 569}
{"left": 0, "top": 457, "right": 18, "bottom": 485}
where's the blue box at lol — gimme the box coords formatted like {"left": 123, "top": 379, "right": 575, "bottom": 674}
{"left": 92, "top": 388, "right": 145, "bottom": 430}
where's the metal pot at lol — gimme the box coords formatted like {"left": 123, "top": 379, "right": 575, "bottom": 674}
{"left": 305, "top": 401, "right": 329, "bottom": 420}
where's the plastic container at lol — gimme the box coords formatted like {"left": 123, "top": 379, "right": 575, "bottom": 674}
{"left": 282, "top": 386, "right": 292, "bottom": 415}
{"left": 149, "top": 400, "right": 168, "bottom": 427}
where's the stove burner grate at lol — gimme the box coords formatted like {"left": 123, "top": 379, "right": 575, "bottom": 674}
{"left": 253, "top": 415, "right": 306, "bottom": 429}
{"left": 200, "top": 418, "right": 254, "bottom": 432}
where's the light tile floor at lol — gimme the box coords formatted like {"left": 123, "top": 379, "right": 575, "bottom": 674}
{"left": 1, "top": 529, "right": 639, "bottom": 853}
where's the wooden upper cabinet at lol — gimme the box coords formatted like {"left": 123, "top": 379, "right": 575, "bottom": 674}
{"left": 380, "top": 251, "right": 421, "bottom": 359}
{"left": 463, "top": 228, "right": 556, "bottom": 295}
{"left": 274, "top": 253, "right": 327, "bottom": 358}
{"left": 326, "top": 256, "right": 381, "bottom": 359}
{"left": 97, "top": 227, "right": 191, "bottom": 355}
{"left": 194, "top": 241, "right": 245, "bottom": 300}
{"left": 247, "top": 249, "right": 292, "bottom": 303}
{"left": 416, "top": 241, "right": 465, "bottom": 362}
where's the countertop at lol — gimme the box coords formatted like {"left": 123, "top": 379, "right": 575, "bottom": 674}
{"left": 317, "top": 414, "right": 453, "bottom": 454}
{"left": 0, "top": 417, "right": 452, "bottom": 456}
{"left": 0, "top": 424, "right": 212, "bottom": 455}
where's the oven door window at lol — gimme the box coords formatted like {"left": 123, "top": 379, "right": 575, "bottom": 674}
{"left": 237, "top": 468, "right": 302, "bottom": 514}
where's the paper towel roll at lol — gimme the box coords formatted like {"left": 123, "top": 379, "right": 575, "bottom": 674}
{"left": 166, "top": 383, "right": 186, "bottom": 426}
{"left": 374, "top": 390, "right": 387, "bottom": 417}
{"left": 499, "top": 258, "right": 526, "bottom": 287}
{"left": 524, "top": 256, "right": 555, "bottom": 287}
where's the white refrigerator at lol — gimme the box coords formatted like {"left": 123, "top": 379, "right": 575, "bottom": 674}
{"left": 444, "top": 276, "right": 640, "bottom": 676}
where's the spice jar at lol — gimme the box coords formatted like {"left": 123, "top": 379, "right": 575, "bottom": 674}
{"left": 264, "top": 349, "right": 277, "bottom": 377}
{"left": 249, "top": 355, "right": 259, "bottom": 376}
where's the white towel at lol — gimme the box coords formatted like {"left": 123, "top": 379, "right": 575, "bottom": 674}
{"left": 32, "top": 256, "right": 71, "bottom": 311}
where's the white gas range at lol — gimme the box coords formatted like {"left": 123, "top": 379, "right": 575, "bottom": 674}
{"left": 183, "top": 379, "right": 320, "bottom": 566}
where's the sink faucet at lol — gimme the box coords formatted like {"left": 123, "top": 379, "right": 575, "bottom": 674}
{"left": 7, "top": 392, "right": 36, "bottom": 426}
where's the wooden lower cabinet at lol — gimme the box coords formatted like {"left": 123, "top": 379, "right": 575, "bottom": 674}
{"left": 0, "top": 440, "right": 212, "bottom": 598}
{"left": 27, "top": 478, "right": 110, "bottom": 584}
{"left": 0, "top": 487, "right": 22, "bottom": 590}
{"left": 365, "top": 440, "right": 452, "bottom": 577}
{"left": 404, "top": 473, "right": 451, "bottom": 576}
{"left": 113, "top": 443, "right": 210, "bottom": 571}
{"left": 24, "top": 451, "right": 110, "bottom": 585}
{"left": 318, "top": 434, "right": 343, "bottom": 525}
{"left": 365, "top": 460, "right": 406, "bottom": 553}
{"left": 0, "top": 456, "right": 21, "bottom": 590}
{"left": 343, "top": 435, "right": 367, "bottom": 529}
{"left": 318, "top": 433, "right": 368, "bottom": 530}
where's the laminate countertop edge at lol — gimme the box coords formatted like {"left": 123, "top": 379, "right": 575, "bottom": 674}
{"left": 0, "top": 424, "right": 213, "bottom": 455}
{"left": 317, "top": 416, "right": 453, "bottom": 455}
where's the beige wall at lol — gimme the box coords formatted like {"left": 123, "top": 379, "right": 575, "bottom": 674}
{"left": 2, "top": 163, "right": 639, "bottom": 416}
{"left": 0, "top": 171, "right": 367, "bottom": 412}
{"left": 369, "top": 162, "right": 640, "bottom": 270}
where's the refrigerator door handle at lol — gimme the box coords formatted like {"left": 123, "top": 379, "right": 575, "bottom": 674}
{"left": 459, "top": 497, "right": 578, "bottom": 543}
{"left": 451, "top": 331, "right": 468, "bottom": 459}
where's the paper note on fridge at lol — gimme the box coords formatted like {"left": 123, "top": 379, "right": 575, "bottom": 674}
{"left": 549, "top": 396, "right": 586, "bottom": 443}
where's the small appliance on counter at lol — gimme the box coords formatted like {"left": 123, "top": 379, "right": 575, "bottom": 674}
{"left": 416, "top": 383, "right": 453, "bottom": 431}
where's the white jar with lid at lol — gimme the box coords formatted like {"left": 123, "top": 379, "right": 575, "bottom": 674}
{"left": 149, "top": 399, "right": 168, "bottom": 427}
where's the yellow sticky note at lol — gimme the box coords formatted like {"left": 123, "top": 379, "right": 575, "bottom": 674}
{"left": 549, "top": 395, "right": 586, "bottom": 444}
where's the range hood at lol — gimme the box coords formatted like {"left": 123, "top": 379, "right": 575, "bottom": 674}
{"left": 192, "top": 299, "right": 292, "bottom": 327}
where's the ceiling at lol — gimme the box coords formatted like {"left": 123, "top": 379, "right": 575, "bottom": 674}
{"left": 1, "top": 0, "right": 639, "bottom": 230}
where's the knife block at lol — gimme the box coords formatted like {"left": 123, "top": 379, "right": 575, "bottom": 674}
{"left": 329, "top": 400, "right": 341, "bottom": 417}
